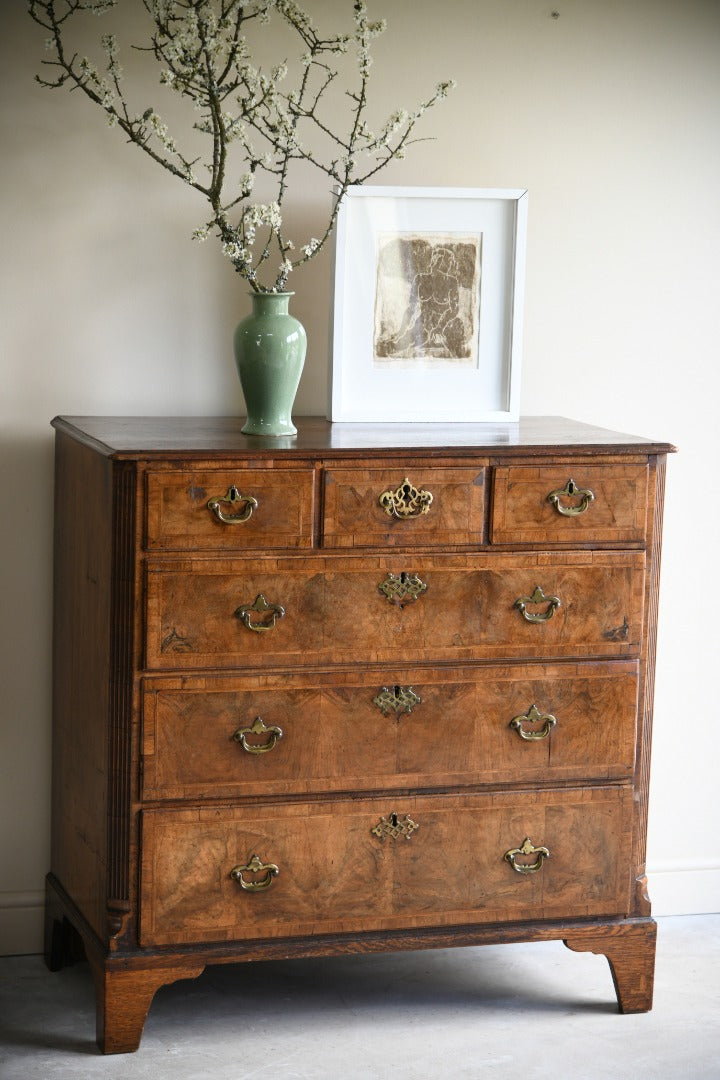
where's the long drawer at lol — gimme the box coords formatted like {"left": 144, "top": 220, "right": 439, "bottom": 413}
{"left": 139, "top": 786, "right": 633, "bottom": 946}
{"left": 145, "top": 551, "right": 645, "bottom": 670}
{"left": 141, "top": 661, "right": 639, "bottom": 799}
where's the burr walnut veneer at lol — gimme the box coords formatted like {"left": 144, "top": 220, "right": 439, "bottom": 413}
{"left": 46, "top": 416, "right": 673, "bottom": 1053}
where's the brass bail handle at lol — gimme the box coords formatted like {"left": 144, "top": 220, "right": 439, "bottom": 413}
{"left": 547, "top": 478, "right": 595, "bottom": 517}
{"left": 235, "top": 593, "right": 286, "bottom": 632}
{"left": 232, "top": 716, "right": 284, "bottom": 754}
{"left": 510, "top": 704, "right": 558, "bottom": 741}
{"left": 514, "top": 585, "right": 561, "bottom": 623}
{"left": 207, "top": 485, "right": 258, "bottom": 524}
{"left": 504, "top": 837, "right": 550, "bottom": 874}
{"left": 230, "top": 854, "right": 279, "bottom": 891}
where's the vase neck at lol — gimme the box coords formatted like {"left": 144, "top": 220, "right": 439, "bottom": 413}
{"left": 251, "top": 292, "right": 293, "bottom": 315}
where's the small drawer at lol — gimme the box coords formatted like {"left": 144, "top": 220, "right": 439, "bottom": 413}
{"left": 144, "top": 551, "right": 645, "bottom": 670}
{"left": 491, "top": 464, "right": 649, "bottom": 545}
{"left": 145, "top": 468, "right": 315, "bottom": 551}
{"left": 139, "top": 786, "right": 632, "bottom": 946}
{"left": 322, "top": 467, "right": 485, "bottom": 548}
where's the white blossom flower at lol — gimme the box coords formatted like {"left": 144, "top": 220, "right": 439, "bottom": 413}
{"left": 147, "top": 111, "right": 176, "bottom": 153}
{"left": 101, "top": 33, "right": 118, "bottom": 59}
{"left": 223, "top": 239, "right": 248, "bottom": 259}
{"left": 277, "top": 0, "right": 315, "bottom": 35}
{"left": 192, "top": 227, "right": 209, "bottom": 242}
{"left": 357, "top": 47, "right": 372, "bottom": 77}
{"left": 435, "top": 79, "right": 457, "bottom": 98}
{"left": 301, "top": 237, "right": 320, "bottom": 258}
{"left": 328, "top": 36, "right": 350, "bottom": 54}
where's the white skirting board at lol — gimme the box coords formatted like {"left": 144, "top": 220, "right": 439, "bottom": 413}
{"left": 647, "top": 866, "right": 720, "bottom": 918}
{"left": 0, "top": 891, "right": 44, "bottom": 957}
{"left": 1, "top": 874, "right": 718, "bottom": 956}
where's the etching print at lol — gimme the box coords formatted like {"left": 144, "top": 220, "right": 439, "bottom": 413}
{"left": 373, "top": 233, "right": 482, "bottom": 368}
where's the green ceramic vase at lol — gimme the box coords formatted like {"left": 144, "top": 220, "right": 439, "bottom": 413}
{"left": 234, "top": 291, "right": 306, "bottom": 436}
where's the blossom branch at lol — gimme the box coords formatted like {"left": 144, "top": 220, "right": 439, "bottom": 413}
{"left": 29, "top": 0, "right": 454, "bottom": 292}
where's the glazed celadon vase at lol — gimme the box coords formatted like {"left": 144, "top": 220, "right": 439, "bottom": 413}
{"left": 234, "top": 291, "right": 306, "bottom": 436}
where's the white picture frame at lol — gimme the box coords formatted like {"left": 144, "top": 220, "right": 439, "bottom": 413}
{"left": 329, "top": 186, "right": 527, "bottom": 423}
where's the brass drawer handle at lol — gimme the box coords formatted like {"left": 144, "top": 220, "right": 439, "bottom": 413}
{"left": 235, "top": 593, "right": 286, "bottom": 632}
{"left": 230, "top": 854, "right": 279, "bottom": 891}
{"left": 371, "top": 812, "right": 419, "bottom": 841}
{"left": 207, "top": 485, "right": 258, "bottom": 524}
{"left": 514, "top": 585, "right": 561, "bottom": 623}
{"left": 504, "top": 837, "right": 550, "bottom": 874}
{"left": 547, "top": 478, "right": 595, "bottom": 517}
{"left": 232, "top": 716, "right": 283, "bottom": 754}
{"left": 379, "top": 477, "right": 433, "bottom": 519}
{"left": 509, "top": 704, "right": 558, "bottom": 741}
{"left": 378, "top": 571, "right": 428, "bottom": 606}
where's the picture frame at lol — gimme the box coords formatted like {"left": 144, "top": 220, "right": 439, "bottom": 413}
{"left": 329, "top": 186, "right": 528, "bottom": 423}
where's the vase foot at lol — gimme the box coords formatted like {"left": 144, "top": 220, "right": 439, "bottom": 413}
{"left": 241, "top": 419, "right": 297, "bottom": 437}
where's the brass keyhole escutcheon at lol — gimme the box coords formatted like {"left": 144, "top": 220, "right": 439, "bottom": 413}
{"left": 378, "top": 571, "right": 428, "bottom": 606}
{"left": 378, "top": 478, "right": 433, "bottom": 519}
{"left": 371, "top": 812, "right": 419, "bottom": 841}
{"left": 372, "top": 685, "right": 422, "bottom": 715}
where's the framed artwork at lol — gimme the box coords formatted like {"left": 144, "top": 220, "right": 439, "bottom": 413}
{"left": 329, "top": 186, "right": 528, "bottom": 422}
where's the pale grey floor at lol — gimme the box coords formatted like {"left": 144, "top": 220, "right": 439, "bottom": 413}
{"left": 1, "top": 915, "right": 718, "bottom": 1080}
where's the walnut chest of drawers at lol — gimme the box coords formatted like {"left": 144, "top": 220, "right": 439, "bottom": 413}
{"left": 46, "top": 415, "right": 673, "bottom": 1053}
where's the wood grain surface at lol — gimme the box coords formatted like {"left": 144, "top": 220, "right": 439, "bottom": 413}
{"left": 140, "top": 787, "right": 633, "bottom": 947}
{"left": 47, "top": 416, "right": 671, "bottom": 1051}
{"left": 141, "top": 661, "right": 639, "bottom": 800}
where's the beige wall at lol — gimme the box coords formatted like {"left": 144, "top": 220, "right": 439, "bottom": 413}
{"left": 2, "top": 0, "right": 719, "bottom": 954}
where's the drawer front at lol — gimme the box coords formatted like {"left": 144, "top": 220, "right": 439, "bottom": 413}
{"left": 145, "top": 552, "right": 645, "bottom": 670}
{"left": 491, "top": 464, "right": 649, "bottom": 545}
{"left": 145, "top": 468, "right": 315, "bottom": 551}
{"left": 322, "top": 467, "right": 485, "bottom": 548}
{"left": 139, "top": 787, "right": 633, "bottom": 946}
{"left": 141, "top": 661, "right": 639, "bottom": 799}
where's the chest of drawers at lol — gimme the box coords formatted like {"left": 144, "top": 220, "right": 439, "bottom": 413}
{"left": 45, "top": 416, "right": 673, "bottom": 1053}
